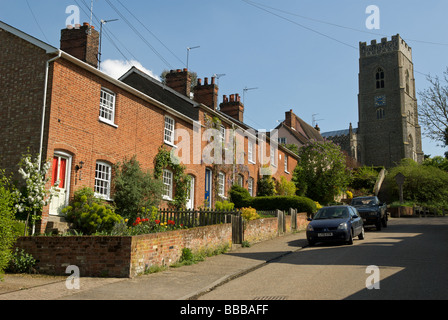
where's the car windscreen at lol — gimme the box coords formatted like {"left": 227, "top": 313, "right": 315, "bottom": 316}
{"left": 352, "top": 198, "right": 377, "bottom": 206}
{"left": 313, "top": 207, "right": 349, "bottom": 219}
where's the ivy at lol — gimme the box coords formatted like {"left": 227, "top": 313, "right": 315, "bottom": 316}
{"left": 154, "top": 146, "right": 191, "bottom": 209}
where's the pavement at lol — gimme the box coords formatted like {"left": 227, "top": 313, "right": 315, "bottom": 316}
{"left": 0, "top": 230, "right": 308, "bottom": 300}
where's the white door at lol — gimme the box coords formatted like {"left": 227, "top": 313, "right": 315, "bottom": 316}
{"left": 186, "top": 176, "right": 195, "bottom": 210}
{"left": 49, "top": 153, "right": 71, "bottom": 215}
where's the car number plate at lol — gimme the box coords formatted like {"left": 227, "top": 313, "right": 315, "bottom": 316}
{"left": 318, "top": 232, "right": 333, "bottom": 237}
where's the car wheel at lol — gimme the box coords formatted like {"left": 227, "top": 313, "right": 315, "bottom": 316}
{"left": 376, "top": 220, "right": 382, "bottom": 231}
{"left": 382, "top": 216, "right": 388, "bottom": 228}
{"left": 347, "top": 230, "right": 354, "bottom": 245}
{"left": 358, "top": 227, "right": 365, "bottom": 240}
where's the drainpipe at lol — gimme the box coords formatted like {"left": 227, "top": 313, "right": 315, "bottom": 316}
{"left": 38, "top": 51, "right": 62, "bottom": 170}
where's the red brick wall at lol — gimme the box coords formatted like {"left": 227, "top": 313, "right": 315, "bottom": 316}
{"left": 14, "top": 213, "right": 309, "bottom": 278}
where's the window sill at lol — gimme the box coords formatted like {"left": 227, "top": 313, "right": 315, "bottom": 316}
{"left": 248, "top": 160, "right": 256, "bottom": 165}
{"left": 162, "top": 195, "right": 173, "bottom": 201}
{"left": 284, "top": 170, "right": 290, "bottom": 174}
{"left": 164, "top": 141, "right": 177, "bottom": 148}
{"left": 99, "top": 117, "right": 118, "bottom": 128}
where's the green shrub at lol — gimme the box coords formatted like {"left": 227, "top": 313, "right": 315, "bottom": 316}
{"left": 63, "top": 190, "right": 123, "bottom": 234}
{"left": 384, "top": 158, "right": 448, "bottom": 207}
{"left": 350, "top": 166, "right": 380, "bottom": 191}
{"left": 249, "top": 195, "right": 317, "bottom": 215}
{"left": 275, "top": 176, "right": 296, "bottom": 196}
{"left": 0, "top": 170, "right": 18, "bottom": 279}
{"left": 257, "top": 175, "right": 276, "bottom": 196}
{"left": 113, "top": 156, "right": 163, "bottom": 222}
{"left": 229, "top": 184, "right": 251, "bottom": 208}
{"left": 7, "top": 248, "right": 36, "bottom": 274}
{"left": 215, "top": 200, "right": 235, "bottom": 211}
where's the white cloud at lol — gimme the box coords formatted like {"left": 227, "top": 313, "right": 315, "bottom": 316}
{"left": 101, "top": 59, "right": 160, "bottom": 81}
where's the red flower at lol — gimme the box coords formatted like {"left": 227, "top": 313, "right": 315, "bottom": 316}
{"left": 155, "top": 220, "right": 160, "bottom": 224}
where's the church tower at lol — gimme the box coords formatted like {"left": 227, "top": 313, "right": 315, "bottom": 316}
{"left": 358, "top": 34, "right": 424, "bottom": 167}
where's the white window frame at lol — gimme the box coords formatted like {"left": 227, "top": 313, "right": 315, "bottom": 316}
{"left": 278, "top": 137, "right": 287, "bottom": 144}
{"left": 162, "top": 169, "right": 173, "bottom": 200}
{"left": 164, "top": 115, "right": 175, "bottom": 146}
{"left": 218, "top": 172, "right": 225, "bottom": 197}
{"left": 248, "top": 177, "right": 254, "bottom": 197}
{"left": 99, "top": 88, "right": 116, "bottom": 126}
{"left": 94, "top": 161, "right": 112, "bottom": 200}
{"left": 270, "top": 145, "right": 277, "bottom": 167}
{"left": 248, "top": 140, "right": 255, "bottom": 164}
{"left": 284, "top": 155, "right": 289, "bottom": 173}
{"left": 220, "top": 125, "right": 226, "bottom": 144}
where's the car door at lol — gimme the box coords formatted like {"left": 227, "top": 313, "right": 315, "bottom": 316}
{"left": 349, "top": 207, "right": 361, "bottom": 236}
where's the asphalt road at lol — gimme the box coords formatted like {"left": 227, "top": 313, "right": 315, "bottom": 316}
{"left": 198, "top": 217, "right": 448, "bottom": 300}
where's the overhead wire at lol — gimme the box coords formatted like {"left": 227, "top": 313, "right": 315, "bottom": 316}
{"left": 25, "top": 0, "right": 49, "bottom": 43}
{"left": 241, "top": 0, "right": 436, "bottom": 77}
{"left": 104, "top": 0, "right": 173, "bottom": 69}
{"left": 114, "top": 0, "right": 185, "bottom": 67}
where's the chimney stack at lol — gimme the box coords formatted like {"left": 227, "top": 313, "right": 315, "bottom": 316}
{"left": 285, "top": 109, "right": 296, "bottom": 130}
{"left": 165, "top": 68, "right": 192, "bottom": 97}
{"left": 220, "top": 93, "right": 244, "bottom": 122}
{"left": 193, "top": 76, "right": 218, "bottom": 110}
{"left": 60, "top": 22, "right": 99, "bottom": 68}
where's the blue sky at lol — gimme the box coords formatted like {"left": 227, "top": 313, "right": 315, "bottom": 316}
{"left": 1, "top": 0, "right": 448, "bottom": 157}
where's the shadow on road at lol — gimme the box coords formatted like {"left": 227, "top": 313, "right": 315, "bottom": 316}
{"left": 227, "top": 217, "right": 448, "bottom": 299}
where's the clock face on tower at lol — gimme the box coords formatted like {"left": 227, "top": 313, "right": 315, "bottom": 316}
{"left": 374, "top": 95, "right": 386, "bottom": 107}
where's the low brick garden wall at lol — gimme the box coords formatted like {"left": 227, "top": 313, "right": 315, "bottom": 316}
{"left": 14, "top": 212, "right": 309, "bottom": 278}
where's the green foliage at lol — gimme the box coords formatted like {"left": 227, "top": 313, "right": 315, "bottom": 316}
{"left": 256, "top": 175, "right": 276, "bottom": 196}
{"left": 215, "top": 200, "right": 235, "bottom": 211}
{"left": 249, "top": 195, "right": 317, "bottom": 214}
{"left": 0, "top": 170, "right": 18, "bottom": 278}
{"left": 7, "top": 248, "right": 36, "bottom": 274}
{"left": 423, "top": 156, "right": 448, "bottom": 172}
{"left": 113, "top": 155, "right": 163, "bottom": 223}
{"left": 384, "top": 158, "right": 448, "bottom": 207}
{"left": 229, "top": 184, "right": 251, "bottom": 208}
{"left": 350, "top": 166, "right": 380, "bottom": 191}
{"left": 63, "top": 188, "right": 123, "bottom": 234}
{"left": 154, "top": 147, "right": 191, "bottom": 209}
{"left": 292, "top": 140, "right": 351, "bottom": 204}
{"left": 275, "top": 176, "right": 296, "bottom": 196}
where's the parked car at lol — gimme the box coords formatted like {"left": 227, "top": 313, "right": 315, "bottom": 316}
{"left": 350, "top": 196, "right": 387, "bottom": 231}
{"left": 306, "top": 205, "right": 364, "bottom": 246}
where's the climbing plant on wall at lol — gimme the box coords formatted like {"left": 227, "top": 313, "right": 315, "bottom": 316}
{"left": 154, "top": 146, "right": 191, "bottom": 209}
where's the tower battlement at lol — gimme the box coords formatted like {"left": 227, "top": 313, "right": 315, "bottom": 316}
{"left": 359, "top": 34, "right": 412, "bottom": 61}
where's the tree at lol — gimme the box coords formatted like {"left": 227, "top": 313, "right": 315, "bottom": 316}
{"left": 292, "top": 140, "right": 351, "bottom": 204}
{"left": 113, "top": 156, "right": 163, "bottom": 223}
{"left": 418, "top": 68, "right": 448, "bottom": 145}
{"left": 15, "top": 153, "right": 56, "bottom": 235}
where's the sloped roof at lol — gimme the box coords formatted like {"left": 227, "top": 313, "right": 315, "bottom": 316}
{"left": 119, "top": 67, "right": 200, "bottom": 121}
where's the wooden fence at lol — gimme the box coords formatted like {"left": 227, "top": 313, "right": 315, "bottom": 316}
{"left": 156, "top": 208, "right": 241, "bottom": 228}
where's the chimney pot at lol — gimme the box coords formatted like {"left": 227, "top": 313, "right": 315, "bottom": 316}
{"left": 230, "top": 94, "right": 235, "bottom": 102}
{"left": 204, "top": 77, "right": 208, "bottom": 85}
{"left": 211, "top": 77, "right": 215, "bottom": 85}
{"left": 197, "top": 78, "right": 202, "bottom": 85}
{"left": 183, "top": 68, "right": 188, "bottom": 72}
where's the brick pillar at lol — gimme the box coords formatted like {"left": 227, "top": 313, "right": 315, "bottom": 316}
{"left": 165, "top": 68, "right": 191, "bottom": 97}
{"left": 220, "top": 94, "right": 244, "bottom": 122}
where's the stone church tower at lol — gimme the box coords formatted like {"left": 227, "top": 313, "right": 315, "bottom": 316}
{"left": 357, "top": 34, "right": 424, "bottom": 167}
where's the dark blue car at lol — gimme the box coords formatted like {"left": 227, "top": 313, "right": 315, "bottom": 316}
{"left": 306, "top": 205, "right": 364, "bottom": 246}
